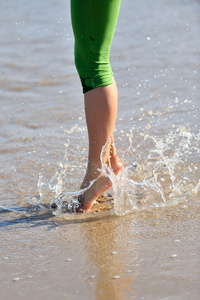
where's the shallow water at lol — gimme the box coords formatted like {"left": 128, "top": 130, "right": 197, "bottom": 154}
{"left": 0, "top": 0, "right": 200, "bottom": 299}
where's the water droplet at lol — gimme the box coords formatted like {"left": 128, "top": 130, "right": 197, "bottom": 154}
{"left": 13, "top": 277, "right": 20, "bottom": 282}
{"left": 65, "top": 258, "right": 72, "bottom": 262}
{"left": 113, "top": 275, "right": 120, "bottom": 279}
{"left": 148, "top": 110, "right": 153, "bottom": 115}
{"left": 175, "top": 97, "right": 179, "bottom": 103}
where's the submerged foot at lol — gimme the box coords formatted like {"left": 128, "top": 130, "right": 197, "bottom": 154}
{"left": 76, "top": 149, "right": 123, "bottom": 213}
{"left": 76, "top": 165, "right": 113, "bottom": 213}
{"left": 50, "top": 162, "right": 121, "bottom": 214}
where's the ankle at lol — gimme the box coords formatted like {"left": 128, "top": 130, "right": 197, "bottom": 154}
{"left": 85, "top": 161, "right": 102, "bottom": 180}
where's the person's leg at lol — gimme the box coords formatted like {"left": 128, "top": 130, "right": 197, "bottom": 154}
{"left": 71, "top": 0, "right": 121, "bottom": 93}
{"left": 71, "top": 0, "right": 122, "bottom": 212}
{"left": 110, "top": 78, "right": 123, "bottom": 175}
{"left": 78, "top": 82, "right": 123, "bottom": 212}
{"left": 78, "top": 84, "right": 116, "bottom": 212}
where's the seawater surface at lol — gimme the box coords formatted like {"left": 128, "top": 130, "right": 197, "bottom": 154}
{"left": 0, "top": 0, "right": 200, "bottom": 299}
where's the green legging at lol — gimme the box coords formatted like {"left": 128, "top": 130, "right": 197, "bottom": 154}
{"left": 71, "top": 0, "right": 121, "bottom": 93}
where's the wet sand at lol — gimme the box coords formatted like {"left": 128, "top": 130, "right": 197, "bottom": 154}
{"left": 0, "top": 201, "right": 200, "bottom": 300}
{"left": 1, "top": 0, "right": 200, "bottom": 299}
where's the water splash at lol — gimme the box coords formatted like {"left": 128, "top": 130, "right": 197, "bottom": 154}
{"left": 36, "top": 123, "right": 199, "bottom": 216}
{"left": 37, "top": 145, "right": 70, "bottom": 206}
{"left": 49, "top": 139, "right": 114, "bottom": 214}
{"left": 113, "top": 125, "right": 200, "bottom": 215}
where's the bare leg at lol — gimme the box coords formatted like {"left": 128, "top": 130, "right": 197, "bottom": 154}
{"left": 77, "top": 81, "right": 123, "bottom": 212}
{"left": 110, "top": 78, "right": 123, "bottom": 175}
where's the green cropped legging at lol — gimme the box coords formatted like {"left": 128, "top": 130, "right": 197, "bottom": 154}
{"left": 71, "top": 0, "right": 121, "bottom": 93}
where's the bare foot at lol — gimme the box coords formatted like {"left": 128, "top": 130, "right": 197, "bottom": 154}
{"left": 77, "top": 169, "right": 112, "bottom": 213}
{"left": 110, "top": 155, "right": 123, "bottom": 175}
{"left": 110, "top": 144, "right": 123, "bottom": 175}
{"left": 76, "top": 142, "right": 123, "bottom": 213}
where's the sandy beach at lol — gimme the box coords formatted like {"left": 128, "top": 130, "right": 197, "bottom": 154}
{"left": 0, "top": 0, "right": 200, "bottom": 299}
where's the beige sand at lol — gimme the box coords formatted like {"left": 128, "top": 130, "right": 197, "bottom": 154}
{"left": 0, "top": 200, "right": 199, "bottom": 300}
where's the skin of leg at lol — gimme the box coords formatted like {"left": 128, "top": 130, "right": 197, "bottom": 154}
{"left": 77, "top": 81, "right": 123, "bottom": 212}
{"left": 85, "top": 83, "right": 117, "bottom": 167}
{"left": 70, "top": 1, "right": 122, "bottom": 212}
{"left": 110, "top": 78, "right": 123, "bottom": 175}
